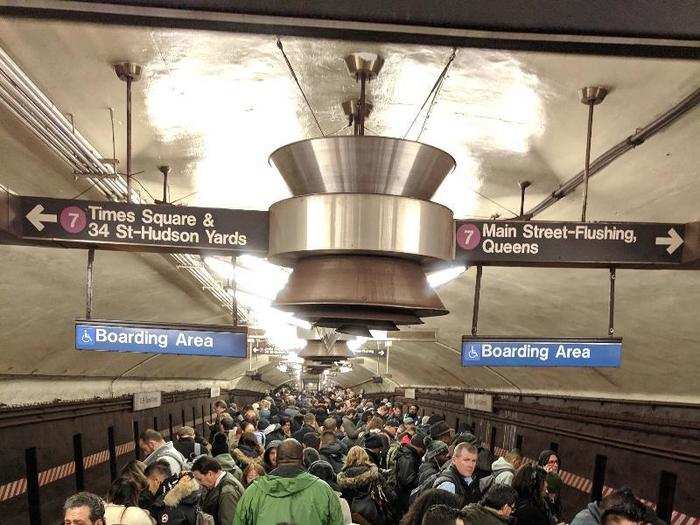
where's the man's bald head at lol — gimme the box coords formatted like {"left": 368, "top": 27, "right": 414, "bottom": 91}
{"left": 277, "top": 438, "right": 304, "bottom": 465}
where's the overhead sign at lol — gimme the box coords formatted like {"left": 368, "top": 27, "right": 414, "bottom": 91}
{"left": 133, "top": 391, "right": 162, "bottom": 411}
{"left": 76, "top": 319, "right": 247, "bottom": 358}
{"left": 461, "top": 337, "right": 622, "bottom": 367}
{"left": 12, "top": 195, "right": 268, "bottom": 254}
{"left": 464, "top": 393, "right": 493, "bottom": 412}
{"left": 350, "top": 347, "right": 386, "bottom": 357}
{"left": 252, "top": 345, "right": 288, "bottom": 356}
{"left": 455, "top": 220, "right": 697, "bottom": 268}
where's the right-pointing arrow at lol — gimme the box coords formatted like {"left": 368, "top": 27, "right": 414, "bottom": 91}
{"left": 655, "top": 228, "right": 684, "bottom": 255}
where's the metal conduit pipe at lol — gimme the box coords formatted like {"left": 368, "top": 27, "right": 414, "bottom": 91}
{"left": 0, "top": 76, "right": 97, "bottom": 170}
{"left": 526, "top": 87, "right": 700, "bottom": 218}
{"left": 0, "top": 48, "right": 112, "bottom": 174}
{"left": 0, "top": 87, "right": 119, "bottom": 200}
{"left": 0, "top": 72, "right": 124, "bottom": 200}
{"left": 0, "top": 75, "right": 108, "bottom": 178}
{"left": 0, "top": 86, "right": 89, "bottom": 168}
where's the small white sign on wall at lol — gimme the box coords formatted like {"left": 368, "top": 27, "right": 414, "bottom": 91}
{"left": 211, "top": 386, "right": 221, "bottom": 398}
{"left": 133, "top": 391, "right": 162, "bottom": 412}
{"left": 404, "top": 388, "right": 416, "bottom": 399}
{"left": 464, "top": 392, "right": 493, "bottom": 412}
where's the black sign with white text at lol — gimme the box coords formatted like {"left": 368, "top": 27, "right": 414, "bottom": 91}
{"left": 455, "top": 220, "right": 693, "bottom": 268}
{"left": 17, "top": 196, "right": 268, "bottom": 254}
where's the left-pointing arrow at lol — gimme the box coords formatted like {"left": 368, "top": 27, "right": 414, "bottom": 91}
{"left": 26, "top": 204, "right": 57, "bottom": 231}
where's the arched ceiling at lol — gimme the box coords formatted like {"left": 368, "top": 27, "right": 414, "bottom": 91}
{"left": 0, "top": 17, "right": 698, "bottom": 405}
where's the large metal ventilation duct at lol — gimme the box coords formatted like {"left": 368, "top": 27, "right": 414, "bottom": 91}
{"left": 268, "top": 54, "right": 455, "bottom": 336}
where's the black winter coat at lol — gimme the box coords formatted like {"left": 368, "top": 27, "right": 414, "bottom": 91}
{"left": 293, "top": 424, "right": 317, "bottom": 443}
{"left": 319, "top": 441, "right": 346, "bottom": 474}
{"left": 393, "top": 445, "right": 423, "bottom": 513}
{"left": 338, "top": 463, "right": 391, "bottom": 525}
{"left": 417, "top": 459, "right": 441, "bottom": 484}
{"left": 514, "top": 497, "right": 553, "bottom": 525}
{"left": 150, "top": 476, "right": 201, "bottom": 525}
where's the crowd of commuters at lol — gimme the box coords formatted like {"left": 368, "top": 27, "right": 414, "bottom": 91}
{"left": 63, "top": 387, "right": 665, "bottom": 525}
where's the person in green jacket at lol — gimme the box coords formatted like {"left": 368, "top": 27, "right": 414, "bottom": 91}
{"left": 234, "top": 438, "right": 344, "bottom": 525}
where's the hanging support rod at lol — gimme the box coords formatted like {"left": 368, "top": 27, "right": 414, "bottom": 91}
{"left": 85, "top": 248, "right": 95, "bottom": 319}
{"left": 579, "top": 86, "right": 608, "bottom": 222}
{"left": 608, "top": 267, "right": 616, "bottom": 336}
{"left": 471, "top": 265, "right": 483, "bottom": 336}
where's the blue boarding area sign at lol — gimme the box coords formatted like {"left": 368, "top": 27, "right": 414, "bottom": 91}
{"left": 75, "top": 319, "right": 247, "bottom": 358}
{"left": 461, "top": 336, "right": 622, "bottom": 367}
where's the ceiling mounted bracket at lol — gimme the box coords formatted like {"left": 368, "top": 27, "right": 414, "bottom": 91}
{"left": 344, "top": 53, "right": 383, "bottom": 136}
{"left": 155, "top": 165, "right": 171, "bottom": 204}
{"left": 579, "top": 85, "right": 609, "bottom": 222}
{"left": 344, "top": 52, "right": 384, "bottom": 80}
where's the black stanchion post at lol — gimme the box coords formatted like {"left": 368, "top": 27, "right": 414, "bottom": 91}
{"left": 133, "top": 420, "right": 140, "bottom": 460}
{"left": 181, "top": 408, "right": 186, "bottom": 427}
{"left": 656, "top": 471, "right": 677, "bottom": 524}
{"left": 153, "top": 416, "right": 158, "bottom": 431}
{"left": 515, "top": 434, "right": 523, "bottom": 450}
{"left": 107, "top": 426, "right": 117, "bottom": 482}
{"left": 73, "top": 434, "right": 85, "bottom": 491}
{"left": 590, "top": 454, "right": 607, "bottom": 503}
{"left": 25, "top": 447, "right": 42, "bottom": 525}
{"left": 169, "top": 414, "right": 174, "bottom": 440}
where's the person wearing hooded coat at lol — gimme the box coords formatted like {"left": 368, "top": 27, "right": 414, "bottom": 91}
{"left": 231, "top": 432, "right": 264, "bottom": 471}
{"left": 337, "top": 446, "right": 393, "bottom": 525}
{"left": 512, "top": 464, "right": 553, "bottom": 525}
{"left": 263, "top": 439, "right": 281, "bottom": 473}
{"left": 319, "top": 431, "right": 346, "bottom": 474}
{"left": 149, "top": 474, "right": 201, "bottom": 525}
{"left": 233, "top": 438, "right": 343, "bottom": 525}
{"left": 211, "top": 432, "right": 243, "bottom": 481}
{"left": 308, "top": 459, "right": 353, "bottom": 524}
{"left": 538, "top": 449, "right": 563, "bottom": 522}
{"left": 418, "top": 439, "right": 450, "bottom": 484}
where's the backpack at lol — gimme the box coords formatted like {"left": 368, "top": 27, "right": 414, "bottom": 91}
{"left": 478, "top": 467, "right": 515, "bottom": 494}
{"left": 349, "top": 479, "right": 390, "bottom": 525}
{"left": 385, "top": 441, "right": 401, "bottom": 471}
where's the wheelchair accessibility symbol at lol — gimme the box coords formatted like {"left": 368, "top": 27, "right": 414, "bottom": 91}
{"left": 79, "top": 328, "right": 94, "bottom": 346}
{"left": 466, "top": 345, "right": 480, "bottom": 360}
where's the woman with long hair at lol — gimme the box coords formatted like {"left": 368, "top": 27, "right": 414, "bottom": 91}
{"left": 400, "top": 488, "right": 461, "bottom": 525}
{"left": 337, "top": 446, "right": 393, "bottom": 525}
{"left": 241, "top": 462, "right": 266, "bottom": 488}
{"left": 512, "top": 464, "right": 554, "bottom": 525}
{"left": 104, "top": 477, "right": 155, "bottom": 524}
